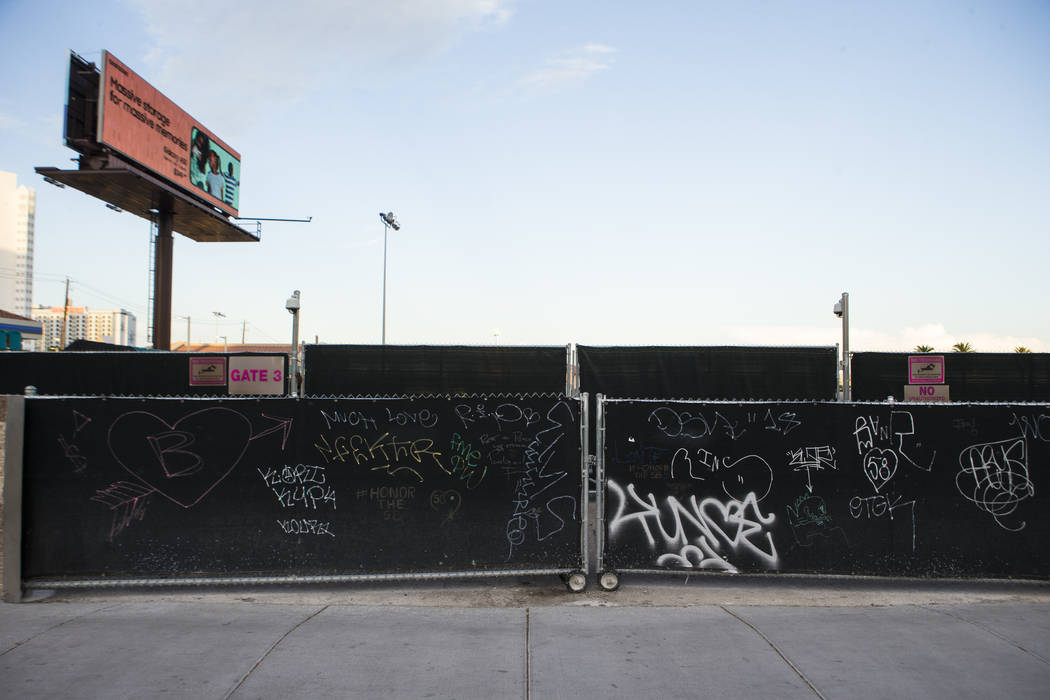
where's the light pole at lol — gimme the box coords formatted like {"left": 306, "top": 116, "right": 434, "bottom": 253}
{"left": 833, "top": 292, "right": 850, "bottom": 401}
{"left": 212, "top": 311, "right": 225, "bottom": 344}
{"left": 286, "top": 290, "right": 301, "bottom": 395}
{"left": 379, "top": 211, "right": 400, "bottom": 344}
{"left": 178, "top": 316, "right": 191, "bottom": 351}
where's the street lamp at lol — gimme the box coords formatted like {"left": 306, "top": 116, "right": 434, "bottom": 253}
{"left": 833, "top": 292, "right": 850, "bottom": 401}
{"left": 286, "top": 290, "right": 301, "bottom": 396}
{"left": 379, "top": 211, "right": 400, "bottom": 344}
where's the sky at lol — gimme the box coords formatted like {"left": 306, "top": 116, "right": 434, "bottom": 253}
{"left": 1, "top": 0, "right": 1048, "bottom": 351}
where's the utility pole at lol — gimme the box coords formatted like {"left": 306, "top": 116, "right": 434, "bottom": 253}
{"left": 177, "top": 316, "right": 191, "bottom": 351}
{"left": 242, "top": 319, "right": 247, "bottom": 345}
{"left": 60, "top": 277, "right": 70, "bottom": 349}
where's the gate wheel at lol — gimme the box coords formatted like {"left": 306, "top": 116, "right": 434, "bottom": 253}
{"left": 598, "top": 570, "right": 620, "bottom": 591}
{"left": 565, "top": 571, "right": 588, "bottom": 593}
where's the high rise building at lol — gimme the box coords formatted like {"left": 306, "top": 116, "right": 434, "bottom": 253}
{"left": 32, "top": 305, "right": 137, "bottom": 349}
{"left": 0, "top": 171, "right": 36, "bottom": 317}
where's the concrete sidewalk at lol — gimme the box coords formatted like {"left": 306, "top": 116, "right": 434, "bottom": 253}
{"left": 2, "top": 577, "right": 1049, "bottom": 699}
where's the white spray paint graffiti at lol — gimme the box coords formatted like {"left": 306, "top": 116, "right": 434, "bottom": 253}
{"left": 956, "top": 437, "right": 1034, "bottom": 532}
{"left": 787, "top": 445, "right": 837, "bottom": 493}
{"left": 607, "top": 480, "right": 778, "bottom": 572}
{"left": 753, "top": 408, "right": 802, "bottom": 436}
{"left": 504, "top": 401, "right": 577, "bottom": 560}
{"left": 648, "top": 407, "right": 745, "bottom": 440}
{"left": 849, "top": 493, "right": 917, "bottom": 550}
{"left": 1010, "top": 413, "right": 1050, "bottom": 443}
{"left": 669, "top": 448, "right": 773, "bottom": 502}
{"left": 853, "top": 411, "right": 936, "bottom": 484}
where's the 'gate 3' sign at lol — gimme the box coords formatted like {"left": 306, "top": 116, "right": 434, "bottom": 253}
{"left": 228, "top": 356, "right": 285, "bottom": 395}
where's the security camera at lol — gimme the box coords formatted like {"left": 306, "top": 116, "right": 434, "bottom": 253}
{"left": 833, "top": 300, "right": 843, "bottom": 317}
{"left": 286, "top": 290, "right": 300, "bottom": 313}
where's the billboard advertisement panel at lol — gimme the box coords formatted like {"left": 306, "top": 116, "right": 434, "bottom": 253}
{"left": 97, "top": 51, "right": 240, "bottom": 216}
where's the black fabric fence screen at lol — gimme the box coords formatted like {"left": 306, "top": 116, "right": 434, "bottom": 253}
{"left": 303, "top": 344, "right": 568, "bottom": 396}
{"left": 22, "top": 394, "right": 584, "bottom": 582}
{"left": 0, "top": 352, "right": 288, "bottom": 396}
{"left": 599, "top": 398, "right": 1050, "bottom": 579}
{"left": 852, "top": 352, "right": 1050, "bottom": 402}
{"left": 578, "top": 346, "right": 837, "bottom": 401}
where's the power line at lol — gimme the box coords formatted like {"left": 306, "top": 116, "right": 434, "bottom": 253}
{"left": 66, "top": 280, "right": 147, "bottom": 313}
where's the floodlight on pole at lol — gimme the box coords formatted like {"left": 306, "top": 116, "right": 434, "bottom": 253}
{"left": 833, "top": 292, "right": 850, "bottom": 401}
{"left": 379, "top": 212, "right": 400, "bottom": 344}
{"left": 286, "top": 290, "right": 301, "bottom": 396}
{"left": 212, "top": 311, "right": 225, "bottom": 343}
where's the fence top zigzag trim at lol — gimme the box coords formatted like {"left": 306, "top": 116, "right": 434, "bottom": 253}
{"left": 598, "top": 397, "right": 1050, "bottom": 407}
{"left": 597, "top": 396, "right": 829, "bottom": 403}
{"left": 303, "top": 391, "right": 571, "bottom": 401}
{"left": 23, "top": 393, "right": 287, "bottom": 400}
{"left": 23, "top": 391, "right": 577, "bottom": 402}
{"left": 576, "top": 344, "right": 837, "bottom": 350}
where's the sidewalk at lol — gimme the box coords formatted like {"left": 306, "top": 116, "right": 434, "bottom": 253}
{"left": 2, "top": 576, "right": 1049, "bottom": 699}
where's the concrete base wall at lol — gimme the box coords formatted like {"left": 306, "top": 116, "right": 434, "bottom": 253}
{"left": 1, "top": 396, "right": 24, "bottom": 601}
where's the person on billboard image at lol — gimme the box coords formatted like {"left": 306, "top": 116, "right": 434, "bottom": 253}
{"left": 190, "top": 128, "right": 210, "bottom": 188}
{"left": 205, "top": 150, "right": 225, "bottom": 199}
{"left": 222, "top": 161, "right": 239, "bottom": 208}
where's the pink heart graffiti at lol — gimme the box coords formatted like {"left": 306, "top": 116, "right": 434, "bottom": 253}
{"left": 107, "top": 408, "right": 253, "bottom": 508}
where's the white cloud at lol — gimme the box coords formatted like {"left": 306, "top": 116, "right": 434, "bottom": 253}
{"left": 517, "top": 43, "right": 617, "bottom": 92}
{"left": 725, "top": 323, "right": 1048, "bottom": 353}
{"left": 123, "top": 0, "right": 512, "bottom": 121}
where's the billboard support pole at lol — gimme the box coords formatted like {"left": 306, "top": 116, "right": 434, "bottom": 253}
{"left": 153, "top": 197, "right": 174, "bottom": 350}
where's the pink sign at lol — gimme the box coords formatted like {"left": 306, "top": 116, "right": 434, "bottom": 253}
{"left": 189, "top": 357, "right": 227, "bottom": 386}
{"left": 908, "top": 355, "right": 945, "bottom": 385}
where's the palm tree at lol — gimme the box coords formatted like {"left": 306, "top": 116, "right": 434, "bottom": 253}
{"left": 914, "top": 344, "right": 934, "bottom": 353}
{"left": 952, "top": 342, "right": 975, "bottom": 353}
{"left": 1015, "top": 346, "right": 1032, "bottom": 353}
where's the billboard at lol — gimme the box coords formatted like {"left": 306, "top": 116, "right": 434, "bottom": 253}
{"left": 97, "top": 51, "right": 240, "bottom": 216}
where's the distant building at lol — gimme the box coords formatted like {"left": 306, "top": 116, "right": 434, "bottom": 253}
{"left": 0, "top": 309, "right": 43, "bottom": 350}
{"left": 170, "top": 342, "right": 294, "bottom": 354}
{"left": 31, "top": 305, "right": 137, "bottom": 349}
{"left": 0, "top": 171, "right": 35, "bottom": 317}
